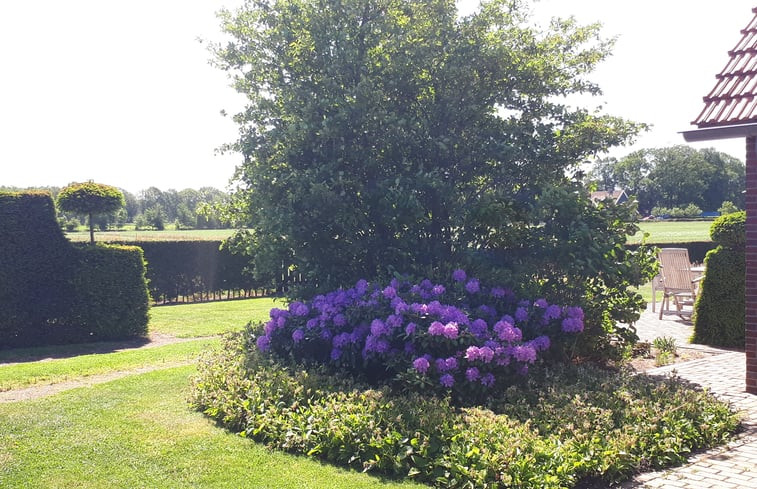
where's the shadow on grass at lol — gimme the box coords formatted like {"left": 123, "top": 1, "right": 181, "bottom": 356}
{"left": 0, "top": 336, "right": 152, "bottom": 365}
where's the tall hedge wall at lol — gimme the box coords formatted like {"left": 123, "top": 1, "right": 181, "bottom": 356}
{"left": 0, "top": 192, "right": 149, "bottom": 348}
{"left": 118, "top": 241, "right": 262, "bottom": 303}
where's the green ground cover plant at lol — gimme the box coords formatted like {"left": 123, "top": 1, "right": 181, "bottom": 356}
{"left": 149, "top": 297, "right": 277, "bottom": 337}
{"left": 0, "top": 339, "right": 216, "bottom": 391}
{"left": 0, "top": 366, "right": 423, "bottom": 489}
{"left": 191, "top": 333, "right": 739, "bottom": 488}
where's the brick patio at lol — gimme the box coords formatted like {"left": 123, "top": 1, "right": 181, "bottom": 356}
{"left": 620, "top": 308, "right": 757, "bottom": 488}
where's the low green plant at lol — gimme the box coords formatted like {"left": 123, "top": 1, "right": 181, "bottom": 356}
{"left": 190, "top": 333, "right": 739, "bottom": 488}
{"left": 653, "top": 336, "right": 677, "bottom": 355}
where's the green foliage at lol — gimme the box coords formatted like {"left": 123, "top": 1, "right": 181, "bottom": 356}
{"left": 693, "top": 247, "right": 745, "bottom": 347}
{"left": 125, "top": 240, "right": 264, "bottom": 302}
{"left": 219, "top": 0, "right": 642, "bottom": 297}
{"left": 190, "top": 333, "right": 738, "bottom": 488}
{"left": 68, "top": 244, "right": 150, "bottom": 340}
{"left": 651, "top": 204, "right": 702, "bottom": 218}
{"left": 590, "top": 146, "right": 745, "bottom": 215}
{"left": 718, "top": 200, "right": 739, "bottom": 215}
{"left": 694, "top": 211, "right": 745, "bottom": 346}
{"left": 710, "top": 210, "right": 745, "bottom": 248}
{"left": 57, "top": 181, "right": 125, "bottom": 243}
{"left": 0, "top": 192, "right": 149, "bottom": 348}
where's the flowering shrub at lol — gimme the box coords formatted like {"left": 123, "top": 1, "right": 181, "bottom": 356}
{"left": 254, "top": 270, "right": 584, "bottom": 402}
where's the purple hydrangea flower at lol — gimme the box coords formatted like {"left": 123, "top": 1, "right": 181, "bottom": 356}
{"left": 470, "top": 318, "right": 488, "bottom": 338}
{"left": 490, "top": 287, "right": 507, "bottom": 298}
{"left": 370, "top": 319, "right": 388, "bottom": 336}
{"left": 432, "top": 284, "right": 446, "bottom": 296}
{"left": 512, "top": 345, "right": 537, "bottom": 363}
{"left": 544, "top": 305, "right": 562, "bottom": 321}
{"left": 330, "top": 348, "right": 342, "bottom": 360}
{"left": 514, "top": 307, "right": 529, "bottom": 323}
{"left": 435, "top": 358, "right": 449, "bottom": 372}
{"left": 443, "top": 322, "right": 459, "bottom": 340}
{"left": 405, "top": 322, "right": 417, "bottom": 336}
{"left": 386, "top": 314, "right": 403, "bottom": 328}
{"left": 534, "top": 298, "right": 548, "bottom": 308}
{"left": 531, "top": 335, "right": 551, "bottom": 351}
{"left": 480, "top": 372, "right": 495, "bottom": 387}
{"left": 256, "top": 335, "right": 271, "bottom": 352}
{"left": 561, "top": 317, "right": 584, "bottom": 333}
{"left": 413, "top": 357, "right": 430, "bottom": 373}
{"left": 333, "top": 314, "right": 347, "bottom": 327}
{"left": 494, "top": 320, "right": 522, "bottom": 342}
{"left": 445, "top": 357, "right": 458, "bottom": 370}
{"left": 440, "top": 374, "right": 455, "bottom": 388}
{"left": 465, "top": 346, "right": 480, "bottom": 361}
{"left": 263, "top": 320, "right": 275, "bottom": 336}
{"left": 428, "top": 321, "right": 445, "bottom": 336}
{"left": 292, "top": 329, "right": 305, "bottom": 343}
{"left": 452, "top": 269, "right": 467, "bottom": 282}
{"left": 306, "top": 318, "right": 319, "bottom": 329}
{"left": 465, "top": 279, "right": 480, "bottom": 294}
{"left": 465, "top": 367, "right": 480, "bottom": 382}
{"left": 478, "top": 346, "right": 494, "bottom": 363}
{"left": 289, "top": 301, "right": 309, "bottom": 317}
{"left": 355, "top": 279, "right": 369, "bottom": 294}
{"left": 382, "top": 286, "right": 397, "bottom": 299}
{"left": 333, "top": 332, "right": 351, "bottom": 348}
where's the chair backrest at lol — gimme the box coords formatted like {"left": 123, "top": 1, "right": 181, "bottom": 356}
{"left": 658, "top": 248, "right": 695, "bottom": 292}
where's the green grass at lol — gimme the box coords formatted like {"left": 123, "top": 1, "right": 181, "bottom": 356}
{"left": 0, "top": 366, "right": 423, "bottom": 489}
{"left": 149, "top": 297, "right": 280, "bottom": 338}
{"left": 65, "top": 228, "right": 239, "bottom": 242}
{"left": 628, "top": 220, "right": 713, "bottom": 244}
{"left": 0, "top": 339, "right": 217, "bottom": 392}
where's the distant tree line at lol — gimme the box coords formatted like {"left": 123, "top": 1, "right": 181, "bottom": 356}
{"left": 0, "top": 185, "right": 233, "bottom": 231}
{"left": 588, "top": 145, "right": 745, "bottom": 216}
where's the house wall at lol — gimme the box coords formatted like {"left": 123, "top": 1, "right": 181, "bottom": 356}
{"left": 746, "top": 136, "right": 757, "bottom": 394}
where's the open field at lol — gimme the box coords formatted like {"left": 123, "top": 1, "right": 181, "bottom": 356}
{"left": 628, "top": 220, "right": 713, "bottom": 245}
{"left": 65, "top": 228, "right": 239, "bottom": 242}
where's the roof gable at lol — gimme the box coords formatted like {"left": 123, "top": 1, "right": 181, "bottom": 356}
{"left": 693, "top": 7, "right": 757, "bottom": 128}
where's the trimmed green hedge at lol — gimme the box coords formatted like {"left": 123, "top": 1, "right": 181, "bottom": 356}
{"left": 693, "top": 212, "right": 745, "bottom": 347}
{"left": 69, "top": 244, "right": 150, "bottom": 340}
{"left": 119, "top": 241, "right": 262, "bottom": 303}
{"left": 626, "top": 241, "right": 715, "bottom": 264}
{"left": 0, "top": 192, "right": 149, "bottom": 348}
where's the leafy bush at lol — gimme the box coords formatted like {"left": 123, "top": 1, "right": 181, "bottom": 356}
{"left": 254, "top": 272, "right": 584, "bottom": 403}
{"left": 190, "top": 333, "right": 739, "bottom": 488}
{"left": 693, "top": 211, "right": 745, "bottom": 347}
{"left": 710, "top": 210, "right": 745, "bottom": 248}
{"left": 718, "top": 201, "right": 739, "bottom": 215}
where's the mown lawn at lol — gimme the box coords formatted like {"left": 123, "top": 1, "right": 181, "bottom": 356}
{"left": 65, "top": 228, "right": 239, "bottom": 242}
{"left": 149, "top": 297, "right": 278, "bottom": 338}
{"left": 0, "top": 339, "right": 215, "bottom": 392}
{"left": 0, "top": 366, "right": 423, "bottom": 489}
{"left": 628, "top": 220, "right": 713, "bottom": 244}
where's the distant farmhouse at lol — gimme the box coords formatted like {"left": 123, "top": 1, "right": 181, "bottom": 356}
{"left": 590, "top": 189, "right": 629, "bottom": 205}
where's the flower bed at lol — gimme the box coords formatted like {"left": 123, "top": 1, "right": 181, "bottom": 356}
{"left": 255, "top": 271, "right": 584, "bottom": 402}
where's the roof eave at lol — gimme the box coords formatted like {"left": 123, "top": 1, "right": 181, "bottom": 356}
{"left": 681, "top": 122, "right": 757, "bottom": 142}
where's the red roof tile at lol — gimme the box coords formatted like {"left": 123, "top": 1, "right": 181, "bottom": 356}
{"left": 693, "top": 7, "right": 757, "bottom": 128}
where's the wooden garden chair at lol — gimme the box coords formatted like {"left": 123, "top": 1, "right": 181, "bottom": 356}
{"left": 657, "top": 248, "right": 703, "bottom": 320}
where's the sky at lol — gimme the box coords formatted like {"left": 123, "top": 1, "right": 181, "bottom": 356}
{"left": 1, "top": 0, "right": 754, "bottom": 194}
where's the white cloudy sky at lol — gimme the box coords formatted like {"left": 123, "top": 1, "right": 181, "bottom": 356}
{"left": 0, "top": 0, "right": 753, "bottom": 194}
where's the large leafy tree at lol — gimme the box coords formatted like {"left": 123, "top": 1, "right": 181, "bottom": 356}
{"left": 589, "top": 145, "right": 745, "bottom": 214}
{"left": 57, "top": 182, "right": 125, "bottom": 244}
{"left": 216, "top": 0, "right": 643, "bottom": 296}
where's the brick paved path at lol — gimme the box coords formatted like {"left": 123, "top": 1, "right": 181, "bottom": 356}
{"left": 620, "top": 309, "right": 757, "bottom": 488}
